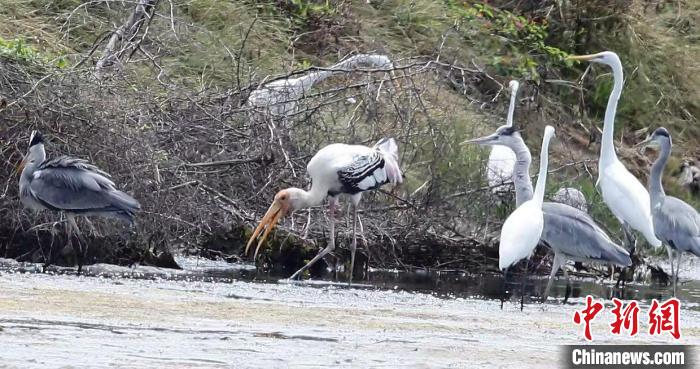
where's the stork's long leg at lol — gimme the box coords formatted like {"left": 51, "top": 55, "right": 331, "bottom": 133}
{"left": 347, "top": 194, "right": 362, "bottom": 284}
{"left": 289, "top": 198, "right": 338, "bottom": 280}
{"left": 542, "top": 253, "right": 564, "bottom": 303}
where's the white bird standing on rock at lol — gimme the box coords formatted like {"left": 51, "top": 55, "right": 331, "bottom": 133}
{"left": 487, "top": 80, "right": 519, "bottom": 194}
{"left": 568, "top": 52, "right": 662, "bottom": 258}
{"left": 245, "top": 138, "right": 403, "bottom": 283}
{"left": 247, "top": 54, "right": 394, "bottom": 118}
{"left": 497, "top": 125, "right": 554, "bottom": 309}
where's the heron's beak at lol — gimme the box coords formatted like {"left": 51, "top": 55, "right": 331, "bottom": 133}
{"left": 461, "top": 133, "right": 498, "bottom": 146}
{"left": 566, "top": 53, "right": 600, "bottom": 62}
{"left": 635, "top": 136, "right": 657, "bottom": 154}
{"left": 14, "top": 157, "right": 27, "bottom": 177}
{"left": 245, "top": 199, "right": 290, "bottom": 259}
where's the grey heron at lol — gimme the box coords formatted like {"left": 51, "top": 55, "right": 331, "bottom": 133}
{"left": 638, "top": 127, "right": 700, "bottom": 296}
{"left": 16, "top": 131, "right": 141, "bottom": 273}
{"left": 247, "top": 54, "right": 394, "bottom": 118}
{"left": 495, "top": 125, "right": 553, "bottom": 310}
{"left": 245, "top": 138, "right": 402, "bottom": 283}
{"left": 465, "top": 125, "right": 631, "bottom": 303}
{"left": 568, "top": 52, "right": 661, "bottom": 261}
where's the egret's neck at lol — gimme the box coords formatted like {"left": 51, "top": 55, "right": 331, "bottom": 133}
{"left": 600, "top": 61, "right": 624, "bottom": 168}
{"left": 649, "top": 141, "right": 671, "bottom": 202}
{"left": 533, "top": 133, "right": 553, "bottom": 207}
{"left": 508, "top": 134, "right": 534, "bottom": 207}
{"left": 506, "top": 87, "right": 518, "bottom": 128}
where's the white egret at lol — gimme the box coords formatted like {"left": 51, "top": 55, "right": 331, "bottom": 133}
{"left": 498, "top": 125, "right": 554, "bottom": 309}
{"left": 568, "top": 52, "right": 662, "bottom": 263}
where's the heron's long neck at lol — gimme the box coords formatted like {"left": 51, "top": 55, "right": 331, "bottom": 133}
{"left": 509, "top": 134, "right": 534, "bottom": 207}
{"left": 649, "top": 141, "right": 671, "bottom": 202}
{"left": 600, "top": 61, "right": 624, "bottom": 168}
{"left": 533, "top": 133, "right": 553, "bottom": 208}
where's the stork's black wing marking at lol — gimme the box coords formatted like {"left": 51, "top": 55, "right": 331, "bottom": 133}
{"left": 337, "top": 151, "right": 388, "bottom": 194}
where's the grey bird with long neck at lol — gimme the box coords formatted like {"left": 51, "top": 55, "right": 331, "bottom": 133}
{"left": 638, "top": 127, "right": 700, "bottom": 297}
{"left": 465, "top": 125, "right": 631, "bottom": 302}
{"left": 16, "top": 130, "right": 141, "bottom": 272}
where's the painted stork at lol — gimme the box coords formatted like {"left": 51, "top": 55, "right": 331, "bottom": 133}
{"left": 568, "top": 52, "right": 661, "bottom": 256}
{"left": 245, "top": 138, "right": 403, "bottom": 282}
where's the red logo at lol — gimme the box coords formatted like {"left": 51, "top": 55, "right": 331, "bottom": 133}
{"left": 610, "top": 298, "right": 639, "bottom": 336}
{"left": 648, "top": 298, "right": 681, "bottom": 339}
{"left": 573, "top": 296, "right": 681, "bottom": 341}
{"left": 573, "top": 296, "right": 604, "bottom": 341}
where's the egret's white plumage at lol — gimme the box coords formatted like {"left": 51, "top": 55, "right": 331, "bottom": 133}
{"left": 569, "top": 51, "right": 661, "bottom": 248}
{"left": 499, "top": 125, "right": 554, "bottom": 270}
{"left": 246, "top": 138, "right": 402, "bottom": 283}
{"left": 487, "top": 81, "right": 519, "bottom": 193}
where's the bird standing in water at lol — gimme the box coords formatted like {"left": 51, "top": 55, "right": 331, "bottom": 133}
{"left": 638, "top": 127, "right": 700, "bottom": 296}
{"left": 246, "top": 138, "right": 403, "bottom": 283}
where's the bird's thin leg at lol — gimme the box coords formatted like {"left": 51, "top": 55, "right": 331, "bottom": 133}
{"left": 348, "top": 203, "right": 358, "bottom": 285}
{"left": 542, "top": 254, "right": 563, "bottom": 303}
{"left": 674, "top": 250, "right": 682, "bottom": 297}
{"left": 501, "top": 269, "right": 509, "bottom": 310}
{"left": 665, "top": 245, "right": 674, "bottom": 293}
{"left": 563, "top": 267, "right": 572, "bottom": 304}
{"left": 289, "top": 199, "right": 337, "bottom": 280}
{"left": 520, "top": 258, "right": 530, "bottom": 311}
{"left": 616, "top": 223, "right": 635, "bottom": 288}
{"left": 68, "top": 216, "right": 87, "bottom": 275}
